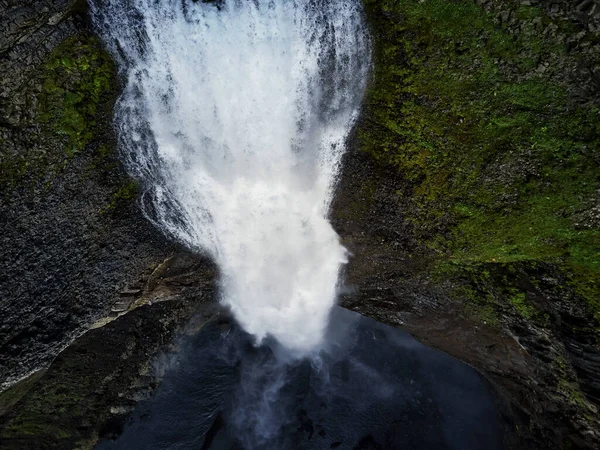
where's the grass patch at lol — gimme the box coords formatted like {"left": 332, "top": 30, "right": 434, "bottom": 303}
{"left": 0, "top": 370, "right": 46, "bottom": 417}
{"left": 509, "top": 292, "right": 535, "bottom": 320}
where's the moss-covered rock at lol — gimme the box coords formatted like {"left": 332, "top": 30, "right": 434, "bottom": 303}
{"left": 38, "top": 34, "right": 116, "bottom": 157}
{"left": 0, "top": 2, "right": 173, "bottom": 393}
{"left": 0, "top": 31, "right": 117, "bottom": 191}
{"left": 360, "top": 0, "right": 600, "bottom": 318}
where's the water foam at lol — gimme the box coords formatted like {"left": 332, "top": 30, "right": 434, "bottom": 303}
{"left": 91, "top": 0, "right": 370, "bottom": 355}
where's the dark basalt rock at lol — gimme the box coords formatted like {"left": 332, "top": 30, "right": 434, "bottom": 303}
{"left": 0, "top": 0, "right": 182, "bottom": 389}
{"left": 0, "top": 294, "right": 217, "bottom": 449}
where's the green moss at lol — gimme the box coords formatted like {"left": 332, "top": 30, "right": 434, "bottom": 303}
{"left": 361, "top": 0, "right": 600, "bottom": 316}
{"left": 558, "top": 377, "right": 586, "bottom": 407}
{"left": 4, "top": 418, "right": 72, "bottom": 440}
{"left": 0, "top": 157, "right": 29, "bottom": 188}
{"left": 103, "top": 180, "right": 141, "bottom": 212}
{"left": 515, "top": 5, "right": 541, "bottom": 21}
{"left": 509, "top": 292, "right": 535, "bottom": 319}
{"left": 442, "top": 264, "right": 501, "bottom": 325}
{"left": 462, "top": 292, "right": 501, "bottom": 326}
{"left": 1, "top": 33, "right": 116, "bottom": 190}
{"left": 39, "top": 34, "right": 115, "bottom": 156}
{"left": 553, "top": 355, "right": 595, "bottom": 413}
{"left": 434, "top": 260, "right": 562, "bottom": 327}
{"left": 1, "top": 373, "right": 88, "bottom": 442}
{"left": 112, "top": 181, "right": 140, "bottom": 203}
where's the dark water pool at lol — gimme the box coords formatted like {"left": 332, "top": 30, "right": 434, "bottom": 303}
{"left": 96, "top": 306, "right": 507, "bottom": 450}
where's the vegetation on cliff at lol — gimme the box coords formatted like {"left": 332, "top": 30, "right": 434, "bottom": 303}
{"left": 358, "top": 1, "right": 600, "bottom": 442}
{"left": 39, "top": 34, "right": 115, "bottom": 156}
{"left": 0, "top": 32, "right": 116, "bottom": 190}
{"left": 361, "top": 0, "right": 600, "bottom": 320}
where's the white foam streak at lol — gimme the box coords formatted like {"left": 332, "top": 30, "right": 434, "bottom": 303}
{"left": 91, "top": 0, "right": 370, "bottom": 355}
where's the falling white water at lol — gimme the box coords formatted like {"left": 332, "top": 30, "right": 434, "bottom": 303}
{"left": 91, "top": 0, "right": 370, "bottom": 355}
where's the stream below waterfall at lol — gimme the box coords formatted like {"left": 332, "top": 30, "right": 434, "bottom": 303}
{"left": 95, "top": 307, "right": 507, "bottom": 450}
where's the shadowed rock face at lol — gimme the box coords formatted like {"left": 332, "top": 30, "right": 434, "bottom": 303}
{"left": 0, "top": 0, "right": 186, "bottom": 388}
{"left": 0, "top": 251, "right": 218, "bottom": 449}
{"left": 0, "top": 298, "right": 217, "bottom": 449}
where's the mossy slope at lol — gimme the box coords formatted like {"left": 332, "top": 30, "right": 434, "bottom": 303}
{"left": 360, "top": 0, "right": 600, "bottom": 318}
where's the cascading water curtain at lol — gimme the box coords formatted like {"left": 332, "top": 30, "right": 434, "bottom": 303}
{"left": 91, "top": 0, "right": 371, "bottom": 356}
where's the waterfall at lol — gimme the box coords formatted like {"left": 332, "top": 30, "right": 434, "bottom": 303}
{"left": 91, "top": 0, "right": 370, "bottom": 356}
